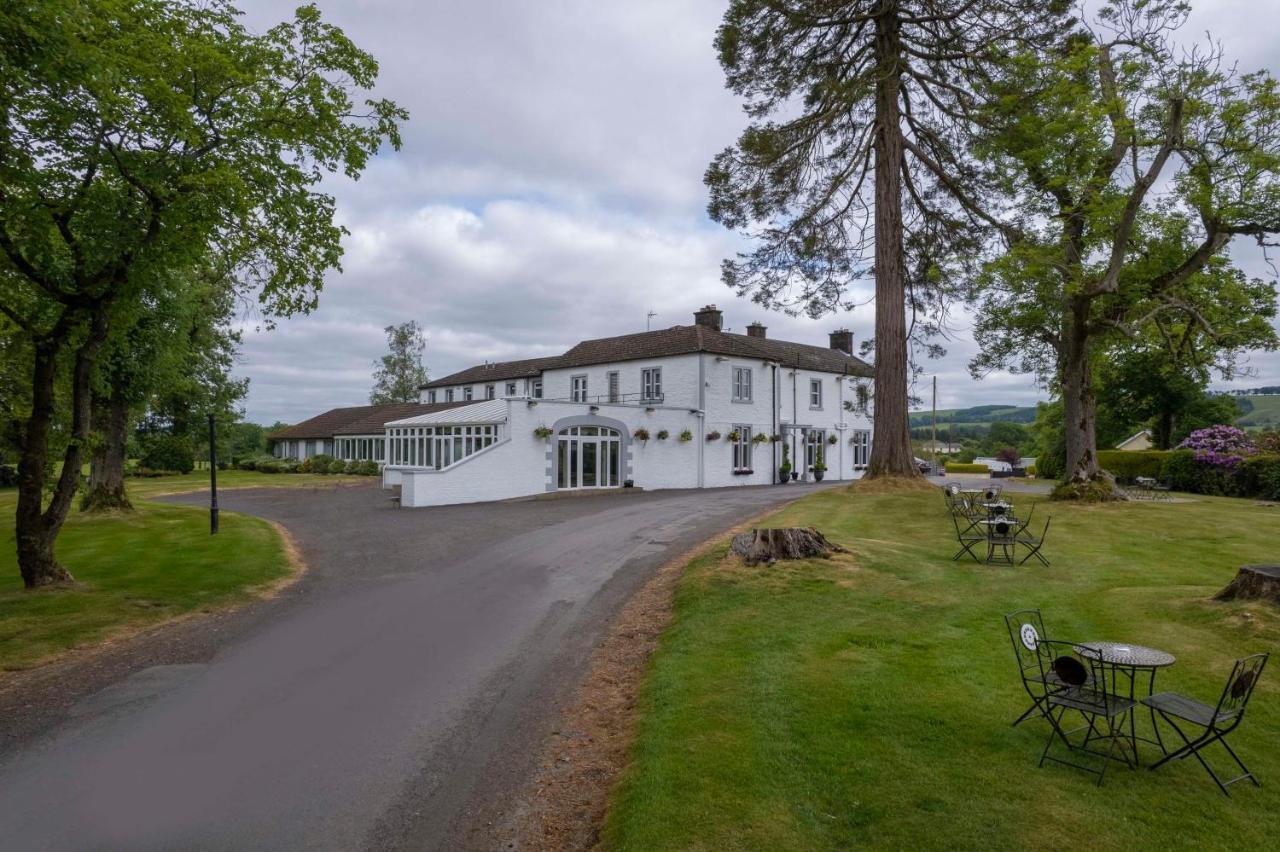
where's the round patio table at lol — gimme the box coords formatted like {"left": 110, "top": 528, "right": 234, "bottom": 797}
{"left": 1077, "top": 641, "right": 1176, "bottom": 763}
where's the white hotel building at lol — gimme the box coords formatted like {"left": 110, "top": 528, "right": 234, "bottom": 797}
{"left": 271, "top": 306, "right": 874, "bottom": 507}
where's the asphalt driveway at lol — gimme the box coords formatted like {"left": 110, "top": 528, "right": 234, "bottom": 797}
{"left": 0, "top": 481, "right": 832, "bottom": 850}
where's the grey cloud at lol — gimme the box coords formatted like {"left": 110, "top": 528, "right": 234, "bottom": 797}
{"left": 233, "top": 0, "right": 1280, "bottom": 424}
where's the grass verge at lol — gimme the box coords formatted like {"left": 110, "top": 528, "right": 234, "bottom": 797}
{"left": 602, "top": 488, "right": 1280, "bottom": 851}
{"left": 0, "top": 470, "right": 355, "bottom": 672}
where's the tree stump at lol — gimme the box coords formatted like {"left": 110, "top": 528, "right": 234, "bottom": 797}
{"left": 1215, "top": 565, "right": 1280, "bottom": 604}
{"left": 729, "top": 527, "right": 847, "bottom": 566}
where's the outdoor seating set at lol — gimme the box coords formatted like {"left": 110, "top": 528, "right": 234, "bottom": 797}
{"left": 944, "top": 483, "right": 1051, "bottom": 565}
{"left": 1120, "top": 475, "right": 1174, "bottom": 501}
{"left": 1004, "top": 609, "right": 1269, "bottom": 793}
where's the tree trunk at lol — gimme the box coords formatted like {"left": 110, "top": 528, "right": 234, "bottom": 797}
{"left": 1154, "top": 409, "right": 1174, "bottom": 450}
{"left": 865, "top": 5, "right": 919, "bottom": 481}
{"left": 15, "top": 308, "right": 110, "bottom": 588}
{"left": 82, "top": 391, "right": 132, "bottom": 512}
{"left": 1061, "top": 297, "right": 1100, "bottom": 483}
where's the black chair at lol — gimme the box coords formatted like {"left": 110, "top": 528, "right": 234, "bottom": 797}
{"left": 983, "top": 484, "right": 1003, "bottom": 503}
{"left": 1016, "top": 517, "right": 1051, "bottom": 566}
{"left": 1012, "top": 503, "right": 1036, "bottom": 536}
{"left": 952, "top": 512, "right": 984, "bottom": 562}
{"left": 1003, "top": 609, "right": 1056, "bottom": 727}
{"left": 1036, "top": 640, "right": 1137, "bottom": 786}
{"left": 987, "top": 518, "right": 1016, "bottom": 564}
{"left": 1144, "top": 653, "right": 1269, "bottom": 796}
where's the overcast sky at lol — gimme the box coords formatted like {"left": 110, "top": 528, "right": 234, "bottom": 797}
{"left": 234, "top": 0, "right": 1280, "bottom": 424}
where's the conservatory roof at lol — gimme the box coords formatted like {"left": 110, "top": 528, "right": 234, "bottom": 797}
{"left": 384, "top": 398, "right": 509, "bottom": 427}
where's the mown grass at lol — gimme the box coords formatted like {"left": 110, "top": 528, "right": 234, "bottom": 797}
{"left": 603, "top": 488, "right": 1280, "bottom": 851}
{"left": 0, "top": 470, "right": 360, "bottom": 671}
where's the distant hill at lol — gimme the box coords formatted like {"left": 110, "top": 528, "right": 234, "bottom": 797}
{"left": 1235, "top": 395, "right": 1280, "bottom": 428}
{"left": 908, "top": 404, "right": 1038, "bottom": 427}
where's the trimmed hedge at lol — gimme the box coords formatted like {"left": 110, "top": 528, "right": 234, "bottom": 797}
{"left": 945, "top": 463, "right": 990, "bottom": 474}
{"left": 1095, "top": 449, "right": 1280, "bottom": 500}
{"left": 1096, "top": 450, "right": 1169, "bottom": 480}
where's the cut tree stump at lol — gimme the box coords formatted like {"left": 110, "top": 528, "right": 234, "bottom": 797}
{"left": 1215, "top": 565, "right": 1280, "bottom": 604}
{"left": 729, "top": 527, "right": 847, "bottom": 566}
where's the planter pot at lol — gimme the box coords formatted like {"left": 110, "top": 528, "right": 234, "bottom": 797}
{"left": 812, "top": 470, "right": 825, "bottom": 482}
{"left": 790, "top": 471, "right": 799, "bottom": 482}
{"left": 779, "top": 468, "right": 791, "bottom": 483}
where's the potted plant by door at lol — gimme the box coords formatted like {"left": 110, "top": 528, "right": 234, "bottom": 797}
{"left": 811, "top": 446, "right": 827, "bottom": 482}
{"left": 778, "top": 443, "right": 792, "bottom": 484}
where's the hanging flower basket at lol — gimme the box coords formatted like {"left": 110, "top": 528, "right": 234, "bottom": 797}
{"left": 827, "top": 434, "right": 838, "bottom": 445}
{"left": 752, "top": 432, "right": 770, "bottom": 445}
{"left": 725, "top": 430, "right": 741, "bottom": 442}
{"left": 705, "top": 430, "right": 721, "bottom": 442}
{"left": 634, "top": 427, "right": 651, "bottom": 443}
{"left": 656, "top": 429, "right": 669, "bottom": 441}
{"left": 679, "top": 429, "right": 694, "bottom": 443}
{"left": 533, "top": 426, "right": 554, "bottom": 440}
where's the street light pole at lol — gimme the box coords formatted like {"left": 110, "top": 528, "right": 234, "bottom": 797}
{"left": 208, "top": 413, "right": 219, "bottom": 534}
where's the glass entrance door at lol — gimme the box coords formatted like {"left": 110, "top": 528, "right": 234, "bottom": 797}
{"left": 557, "top": 426, "right": 621, "bottom": 489}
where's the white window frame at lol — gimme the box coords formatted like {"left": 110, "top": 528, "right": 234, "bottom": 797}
{"left": 571, "top": 375, "right": 588, "bottom": 403}
{"left": 506, "top": 381, "right": 517, "bottom": 396}
{"left": 851, "top": 429, "right": 870, "bottom": 468}
{"left": 732, "top": 366, "right": 752, "bottom": 402}
{"left": 641, "top": 367, "right": 662, "bottom": 402}
{"left": 531, "top": 378, "right": 543, "bottom": 399}
{"left": 485, "top": 384, "right": 495, "bottom": 400}
{"left": 809, "top": 378, "right": 823, "bottom": 409}
{"left": 607, "top": 371, "right": 620, "bottom": 403}
{"left": 445, "top": 388, "right": 454, "bottom": 402}
{"left": 426, "top": 390, "right": 437, "bottom": 404}
{"left": 732, "top": 424, "right": 753, "bottom": 472}
{"left": 464, "top": 386, "right": 474, "bottom": 401}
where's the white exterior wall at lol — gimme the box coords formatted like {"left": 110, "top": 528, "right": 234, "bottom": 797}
{"left": 420, "top": 377, "right": 536, "bottom": 404}
{"left": 388, "top": 351, "right": 872, "bottom": 507}
{"left": 539, "top": 354, "right": 701, "bottom": 407}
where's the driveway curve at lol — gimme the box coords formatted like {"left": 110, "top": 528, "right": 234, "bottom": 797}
{"left": 0, "top": 481, "right": 831, "bottom": 851}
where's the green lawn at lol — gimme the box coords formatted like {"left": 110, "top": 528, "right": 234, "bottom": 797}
{"left": 603, "top": 488, "right": 1280, "bottom": 851}
{"left": 0, "top": 470, "right": 363, "bottom": 671}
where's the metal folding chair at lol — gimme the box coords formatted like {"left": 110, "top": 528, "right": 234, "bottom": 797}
{"left": 1016, "top": 517, "right": 1051, "bottom": 566}
{"left": 1003, "top": 609, "right": 1057, "bottom": 726}
{"left": 987, "top": 518, "right": 1016, "bottom": 564}
{"left": 952, "top": 512, "right": 984, "bottom": 562}
{"left": 982, "top": 484, "right": 1003, "bottom": 503}
{"left": 1036, "top": 640, "right": 1137, "bottom": 786}
{"left": 1144, "top": 653, "right": 1269, "bottom": 796}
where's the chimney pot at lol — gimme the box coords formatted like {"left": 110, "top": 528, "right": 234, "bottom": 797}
{"left": 829, "top": 329, "right": 853, "bottom": 355}
{"left": 746, "top": 322, "right": 767, "bottom": 339}
{"left": 693, "top": 305, "right": 723, "bottom": 332}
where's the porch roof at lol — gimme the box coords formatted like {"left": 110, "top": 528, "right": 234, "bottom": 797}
{"left": 384, "top": 398, "right": 509, "bottom": 427}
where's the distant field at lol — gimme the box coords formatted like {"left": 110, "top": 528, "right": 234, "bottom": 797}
{"left": 1236, "top": 394, "right": 1280, "bottom": 428}
{"left": 908, "top": 404, "right": 1037, "bottom": 429}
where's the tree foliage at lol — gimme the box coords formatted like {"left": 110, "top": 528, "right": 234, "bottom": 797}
{"left": 706, "top": 0, "right": 1070, "bottom": 479}
{"left": 370, "top": 320, "right": 428, "bottom": 405}
{"left": 970, "top": 0, "right": 1280, "bottom": 495}
{"left": 0, "top": 0, "right": 404, "bottom": 585}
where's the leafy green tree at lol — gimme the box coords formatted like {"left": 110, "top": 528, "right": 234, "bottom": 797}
{"left": 0, "top": 0, "right": 404, "bottom": 586}
{"left": 370, "top": 321, "right": 428, "bottom": 404}
{"left": 982, "top": 421, "right": 1028, "bottom": 455}
{"left": 704, "top": 0, "right": 1069, "bottom": 480}
{"left": 971, "top": 0, "right": 1280, "bottom": 498}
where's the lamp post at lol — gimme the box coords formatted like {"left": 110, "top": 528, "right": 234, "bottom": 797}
{"left": 208, "top": 413, "right": 219, "bottom": 534}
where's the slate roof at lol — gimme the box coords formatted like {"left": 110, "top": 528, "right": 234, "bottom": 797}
{"left": 267, "top": 405, "right": 384, "bottom": 441}
{"left": 421, "top": 356, "right": 563, "bottom": 390}
{"left": 556, "top": 325, "right": 873, "bottom": 376}
{"left": 424, "top": 325, "right": 872, "bottom": 390}
{"left": 334, "top": 401, "right": 472, "bottom": 435}
{"left": 268, "top": 401, "right": 472, "bottom": 440}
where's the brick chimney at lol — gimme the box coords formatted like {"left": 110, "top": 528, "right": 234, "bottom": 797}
{"left": 829, "top": 328, "right": 853, "bottom": 355}
{"left": 746, "top": 322, "right": 767, "bottom": 339}
{"left": 693, "top": 305, "right": 723, "bottom": 331}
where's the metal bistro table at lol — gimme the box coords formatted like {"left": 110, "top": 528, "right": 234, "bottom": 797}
{"left": 1078, "top": 641, "right": 1176, "bottom": 764}
{"left": 976, "top": 515, "right": 1020, "bottom": 563}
